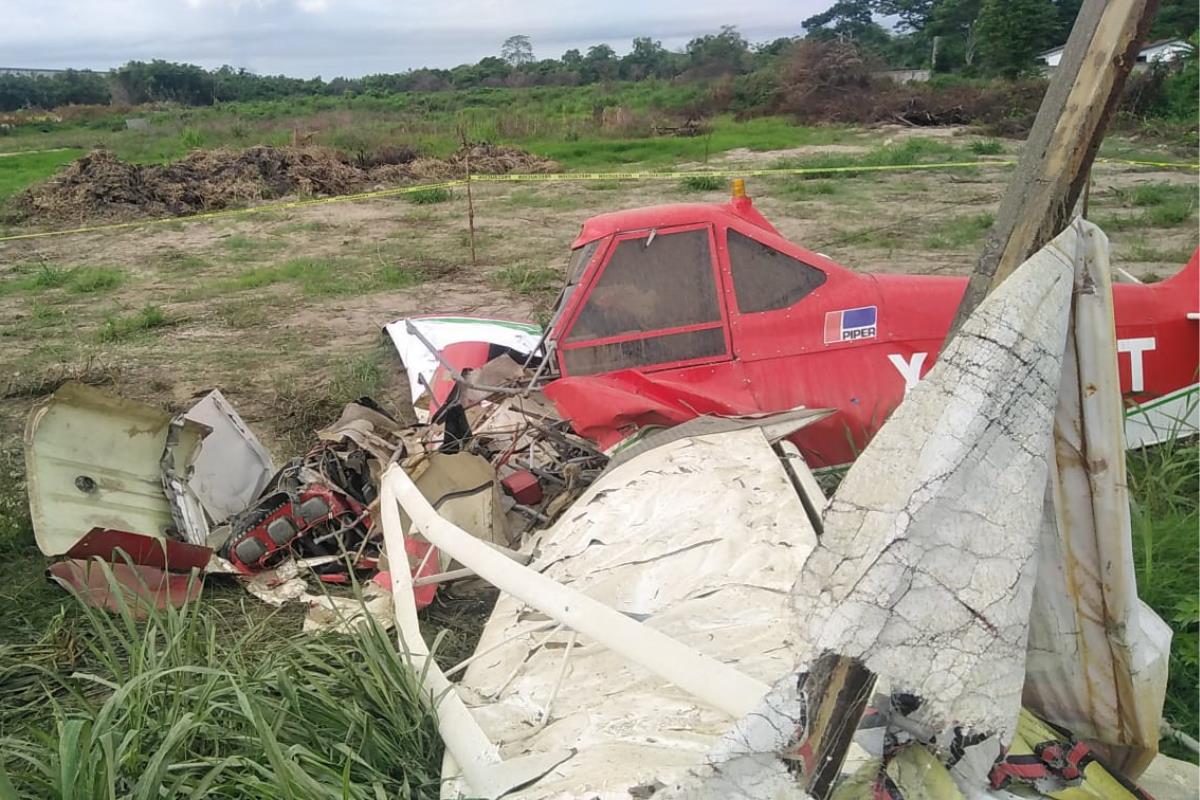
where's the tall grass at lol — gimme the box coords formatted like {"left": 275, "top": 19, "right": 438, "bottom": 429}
{"left": 0, "top": 570, "right": 442, "bottom": 798}
{"left": 1128, "top": 435, "right": 1199, "bottom": 746}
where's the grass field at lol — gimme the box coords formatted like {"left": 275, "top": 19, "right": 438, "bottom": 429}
{"left": 0, "top": 108, "right": 1195, "bottom": 794}
{"left": 0, "top": 148, "right": 84, "bottom": 202}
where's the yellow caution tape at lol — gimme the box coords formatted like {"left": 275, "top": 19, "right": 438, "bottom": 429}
{"left": 465, "top": 159, "right": 1014, "bottom": 182}
{"left": 1096, "top": 156, "right": 1200, "bottom": 170}
{"left": 0, "top": 155, "right": 1194, "bottom": 243}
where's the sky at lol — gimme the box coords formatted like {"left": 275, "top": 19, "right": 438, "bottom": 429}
{"left": 1, "top": 0, "right": 831, "bottom": 78}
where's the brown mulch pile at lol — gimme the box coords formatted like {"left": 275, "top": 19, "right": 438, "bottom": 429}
{"left": 10, "top": 143, "right": 560, "bottom": 223}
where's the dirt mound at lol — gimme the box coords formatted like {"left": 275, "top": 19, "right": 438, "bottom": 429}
{"left": 11, "top": 143, "right": 560, "bottom": 223}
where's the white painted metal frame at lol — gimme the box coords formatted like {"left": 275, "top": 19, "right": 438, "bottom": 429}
{"left": 379, "top": 465, "right": 774, "bottom": 799}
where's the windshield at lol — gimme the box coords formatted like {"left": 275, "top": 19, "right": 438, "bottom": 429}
{"left": 545, "top": 239, "right": 603, "bottom": 342}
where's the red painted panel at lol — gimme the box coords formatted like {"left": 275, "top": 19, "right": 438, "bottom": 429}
{"left": 48, "top": 560, "right": 203, "bottom": 617}
{"left": 66, "top": 528, "right": 212, "bottom": 572}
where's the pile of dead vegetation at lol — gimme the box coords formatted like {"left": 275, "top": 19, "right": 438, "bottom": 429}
{"left": 10, "top": 143, "right": 560, "bottom": 223}
{"left": 767, "top": 40, "right": 1047, "bottom": 132}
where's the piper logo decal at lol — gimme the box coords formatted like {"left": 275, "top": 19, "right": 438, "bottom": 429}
{"left": 824, "top": 306, "right": 878, "bottom": 345}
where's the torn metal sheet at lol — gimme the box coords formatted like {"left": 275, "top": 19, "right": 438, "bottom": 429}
{"left": 317, "top": 400, "right": 408, "bottom": 465}
{"left": 437, "top": 426, "right": 822, "bottom": 799}
{"left": 25, "top": 383, "right": 196, "bottom": 556}
{"left": 48, "top": 559, "right": 202, "bottom": 616}
{"left": 1024, "top": 221, "right": 1171, "bottom": 776}
{"left": 786, "top": 223, "right": 1077, "bottom": 752}
{"left": 161, "top": 414, "right": 211, "bottom": 545}
{"left": 65, "top": 527, "right": 212, "bottom": 571}
{"left": 383, "top": 315, "right": 542, "bottom": 406}
{"left": 401, "top": 452, "right": 512, "bottom": 571}
{"left": 302, "top": 583, "right": 394, "bottom": 635}
{"left": 184, "top": 389, "right": 274, "bottom": 524}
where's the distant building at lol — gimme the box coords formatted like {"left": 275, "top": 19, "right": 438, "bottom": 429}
{"left": 0, "top": 67, "right": 105, "bottom": 77}
{"left": 1039, "top": 38, "right": 1190, "bottom": 70}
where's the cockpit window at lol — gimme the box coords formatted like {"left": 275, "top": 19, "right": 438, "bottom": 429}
{"left": 727, "top": 229, "right": 827, "bottom": 314}
{"left": 567, "top": 240, "right": 600, "bottom": 284}
{"left": 566, "top": 229, "right": 719, "bottom": 343}
{"left": 546, "top": 240, "right": 602, "bottom": 341}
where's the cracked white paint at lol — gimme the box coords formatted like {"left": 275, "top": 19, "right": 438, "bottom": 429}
{"left": 1023, "top": 221, "right": 1171, "bottom": 777}
{"left": 443, "top": 427, "right": 820, "bottom": 799}
{"left": 789, "top": 225, "right": 1077, "bottom": 748}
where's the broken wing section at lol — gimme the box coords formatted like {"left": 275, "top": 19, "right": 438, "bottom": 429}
{"left": 790, "top": 225, "right": 1076, "bottom": 746}
{"left": 1024, "top": 221, "right": 1171, "bottom": 776}
{"left": 443, "top": 427, "right": 821, "bottom": 799}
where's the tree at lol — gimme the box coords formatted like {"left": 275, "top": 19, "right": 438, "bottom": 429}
{"left": 500, "top": 35, "right": 534, "bottom": 67}
{"left": 874, "top": 0, "right": 936, "bottom": 32}
{"left": 622, "top": 37, "right": 670, "bottom": 80}
{"left": 1150, "top": 0, "right": 1200, "bottom": 40}
{"left": 926, "top": 0, "right": 983, "bottom": 69}
{"left": 585, "top": 44, "right": 619, "bottom": 81}
{"left": 803, "top": 1, "right": 886, "bottom": 43}
{"left": 685, "top": 25, "right": 751, "bottom": 75}
{"left": 975, "top": 0, "right": 1057, "bottom": 77}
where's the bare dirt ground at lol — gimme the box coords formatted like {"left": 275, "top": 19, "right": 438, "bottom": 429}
{"left": 0, "top": 133, "right": 1195, "bottom": 464}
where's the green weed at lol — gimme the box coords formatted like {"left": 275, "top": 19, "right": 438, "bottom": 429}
{"left": 27, "top": 265, "right": 70, "bottom": 289}
{"left": 1145, "top": 198, "right": 1196, "bottom": 226}
{"left": 679, "top": 175, "right": 724, "bottom": 192}
{"left": 582, "top": 180, "right": 627, "bottom": 191}
{"left": 179, "top": 126, "right": 204, "bottom": 149}
{"left": 922, "top": 212, "right": 995, "bottom": 250}
{"left": 776, "top": 179, "right": 839, "bottom": 200}
{"left": 492, "top": 264, "right": 561, "bottom": 295}
{"left": 967, "top": 138, "right": 1003, "bottom": 155}
{"left": 220, "top": 234, "right": 287, "bottom": 262}
{"left": 273, "top": 220, "right": 332, "bottom": 234}
{"left": 1125, "top": 239, "right": 1196, "bottom": 264}
{"left": 406, "top": 187, "right": 452, "bottom": 205}
{"left": 1121, "top": 182, "right": 1195, "bottom": 207}
{"left": 68, "top": 267, "right": 123, "bottom": 294}
{"left": 97, "top": 305, "right": 170, "bottom": 342}
{"left": 226, "top": 257, "right": 424, "bottom": 297}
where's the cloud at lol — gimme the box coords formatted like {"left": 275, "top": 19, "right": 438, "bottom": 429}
{"left": 1, "top": 0, "right": 826, "bottom": 77}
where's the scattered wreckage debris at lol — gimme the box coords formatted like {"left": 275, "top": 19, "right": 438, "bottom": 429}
{"left": 11, "top": 143, "right": 560, "bottom": 223}
{"left": 18, "top": 215, "right": 1193, "bottom": 796}
{"left": 369, "top": 219, "right": 1185, "bottom": 799}
{"left": 24, "top": 354, "right": 604, "bottom": 627}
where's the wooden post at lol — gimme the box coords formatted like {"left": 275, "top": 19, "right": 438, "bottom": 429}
{"left": 946, "top": 0, "right": 1159, "bottom": 338}
{"left": 457, "top": 125, "right": 478, "bottom": 268}
{"left": 465, "top": 149, "right": 478, "bottom": 268}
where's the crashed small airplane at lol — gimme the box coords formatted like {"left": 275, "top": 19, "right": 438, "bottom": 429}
{"left": 387, "top": 182, "right": 1199, "bottom": 466}
{"left": 380, "top": 218, "right": 1191, "bottom": 799}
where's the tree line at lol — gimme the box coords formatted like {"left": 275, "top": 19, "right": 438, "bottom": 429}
{"left": 0, "top": 2, "right": 1194, "bottom": 113}
{"left": 804, "top": 0, "right": 1195, "bottom": 77}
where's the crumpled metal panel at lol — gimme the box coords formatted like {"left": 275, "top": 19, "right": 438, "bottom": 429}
{"left": 25, "top": 383, "right": 198, "bottom": 555}
{"left": 786, "top": 225, "right": 1075, "bottom": 748}
{"left": 444, "top": 427, "right": 820, "bottom": 799}
{"left": 183, "top": 389, "right": 274, "bottom": 525}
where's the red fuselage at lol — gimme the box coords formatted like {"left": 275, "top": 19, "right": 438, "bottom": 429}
{"left": 538, "top": 200, "right": 1199, "bottom": 466}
